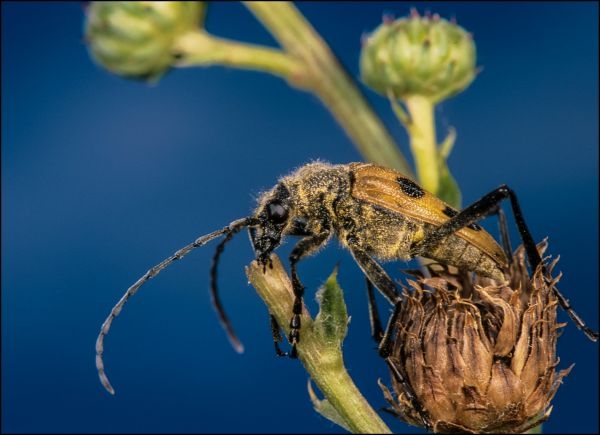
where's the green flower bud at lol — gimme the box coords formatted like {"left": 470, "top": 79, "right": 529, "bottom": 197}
{"left": 360, "top": 10, "right": 477, "bottom": 102}
{"left": 85, "top": 1, "right": 205, "bottom": 81}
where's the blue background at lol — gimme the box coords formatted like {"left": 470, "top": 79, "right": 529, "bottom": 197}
{"left": 2, "top": 2, "right": 598, "bottom": 433}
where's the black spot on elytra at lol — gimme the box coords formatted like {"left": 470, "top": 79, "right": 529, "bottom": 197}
{"left": 397, "top": 177, "right": 425, "bottom": 198}
{"left": 442, "top": 206, "right": 482, "bottom": 231}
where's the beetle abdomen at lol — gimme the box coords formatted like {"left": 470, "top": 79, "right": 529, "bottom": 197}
{"left": 336, "top": 199, "right": 421, "bottom": 261}
{"left": 422, "top": 226, "right": 505, "bottom": 281}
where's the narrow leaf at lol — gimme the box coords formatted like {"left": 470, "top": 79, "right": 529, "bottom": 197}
{"left": 308, "top": 380, "right": 352, "bottom": 432}
{"left": 313, "top": 265, "right": 348, "bottom": 347}
{"left": 435, "top": 127, "right": 461, "bottom": 208}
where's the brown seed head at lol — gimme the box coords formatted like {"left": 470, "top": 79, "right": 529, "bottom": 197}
{"left": 381, "top": 240, "right": 573, "bottom": 433}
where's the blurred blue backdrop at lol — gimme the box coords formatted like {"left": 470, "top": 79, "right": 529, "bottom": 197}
{"left": 2, "top": 2, "right": 598, "bottom": 434}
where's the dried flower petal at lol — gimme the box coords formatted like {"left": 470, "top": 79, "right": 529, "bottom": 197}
{"left": 381, "top": 243, "right": 570, "bottom": 433}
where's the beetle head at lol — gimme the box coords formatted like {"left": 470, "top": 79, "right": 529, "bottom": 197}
{"left": 249, "top": 183, "right": 293, "bottom": 265}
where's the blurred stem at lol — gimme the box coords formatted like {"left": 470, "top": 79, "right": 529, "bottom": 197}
{"left": 176, "top": 2, "right": 414, "bottom": 175}
{"left": 241, "top": 1, "right": 413, "bottom": 176}
{"left": 404, "top": 95, "right": 439, "bottom": 195}
{"left": 246, "top": 256, "right": 392, "bottom": 434}
{"left": 197, "top": 1, "right": 208, "bottom": 28}
{"left": 174, "top": 31, "right": 305, "bottom": 82}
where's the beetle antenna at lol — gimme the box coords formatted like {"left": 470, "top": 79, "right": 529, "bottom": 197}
{"left": 95, "top": 217, "right": 256, "bottom": 395}
{"left": 210, "top": 218, "right": 259, "bottom": 353}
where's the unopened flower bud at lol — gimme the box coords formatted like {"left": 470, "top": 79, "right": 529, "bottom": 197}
{"left": 85, "top": 1, "right": 204, "bottom": 81}
{"left": 360, "top": 10, "right": 476, "bottom": 102}
{"left": 380, "top": 241, "right": 572, "bottom": 433}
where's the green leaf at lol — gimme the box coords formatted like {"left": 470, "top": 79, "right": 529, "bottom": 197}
{"left": 437, "top": 159, "right": 461, "bottom": 208}
{"left": 436, "top": 128, "right": 461, "bottom": 208}
{"left": 313, "top": 265, "right": 348, "bottom": 348}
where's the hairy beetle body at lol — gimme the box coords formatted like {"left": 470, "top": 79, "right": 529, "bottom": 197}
{"left": 97, "top": 161, "right": 597, "bottom": 394}
{"left": 255, "top": 161, "right": 506, "bottom": 281}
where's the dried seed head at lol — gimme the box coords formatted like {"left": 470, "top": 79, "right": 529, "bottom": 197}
{"left": 381, "top": 240, "right": 572, "bottom": 433}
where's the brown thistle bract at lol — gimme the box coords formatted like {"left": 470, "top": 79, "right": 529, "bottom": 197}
{"left": 380, "top": 240, "right": 573, "bottom": 433}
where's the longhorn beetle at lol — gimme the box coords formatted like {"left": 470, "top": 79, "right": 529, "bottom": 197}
{"left": 96, "top": 161, "right": 598, "bottom": 394}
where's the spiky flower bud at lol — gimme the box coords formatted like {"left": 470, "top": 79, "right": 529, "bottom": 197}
{"left": 380, "top": 241, "right": 572, "bottom": 433}
{"left": 85, "top": 2, "right": 204, "bottom": 81}
{"left": 360, "top": 10, "right": 476, "bottom": 103}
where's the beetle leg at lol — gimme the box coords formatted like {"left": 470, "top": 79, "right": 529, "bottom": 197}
{"left": 497, "top": 207, "right": 513, "bottom": 265}
{"left": 269, "top": 313, "right": 287, "bottom": 357}
{"left": 385, "top": 358, "right": 433, "bottom": 431}
{"left": 419, "top": 185, "right": 598, "bottom": 341}
{"left": 347, "top": 239, "right": 401, "bottom": 304}
{"left": 365, "top": 278, "right": 384, "bottom": 343}
{"left": 378, "top": 299, "right": 401, "bottom": 358}
{"left": 349, "top": 240, "right": 431, "bottom": 428}
{"left": 379, "top": 301, "right": 432, "bottom": 431}
{"left": 288, "top": 231, "right": 331, "bottom": 358}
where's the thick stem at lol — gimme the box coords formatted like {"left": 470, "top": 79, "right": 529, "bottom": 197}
{"left": 404, "top": 95, "right": 439, "bottom": 195}
{"left": 246, "top": 256, "right": 392, "bottom": 434}
{"left": 244, "top": 2, "right": 413, "bottom": 176}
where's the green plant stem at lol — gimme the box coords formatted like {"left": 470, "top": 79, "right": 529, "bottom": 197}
{"left": 176, "top": 2, "right": 414, "bottom": 175}
{"left": 174, "top": 30, "right": 305, "bottom": 82}
{"left": 246, "top": 256, "right": 392, "bottom": 434}
{"left": 242, "top": 2, "right": 413, "bottom": 176}
{"left": 404, "top": 95, "right": 439, "bottom": 195}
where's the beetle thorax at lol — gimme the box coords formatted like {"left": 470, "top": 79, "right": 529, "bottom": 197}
{"left": 280, "top": 162, "right": 350, "bottom": 235}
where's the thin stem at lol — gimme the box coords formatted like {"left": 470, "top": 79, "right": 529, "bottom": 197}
{"left": 244, "top": 2, "right": 413, "bottom": 176}
{"left": 174, "top": 31, "right": 306, "bottom": 86}
{"left": 387, "top": 91, "right": 412, "bottom": 131}
{"left": 404, "top": 95, "right": 439, "bottom": 195}
{"left": 439, "top": 126, "right": 457, "bottom": 160}
{"left": 246, "top": 256, "right": 392, "bottom": 434}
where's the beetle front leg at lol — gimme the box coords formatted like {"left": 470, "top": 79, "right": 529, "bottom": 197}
{"left": 269, "top": 313, "right": 287, "bottom": 357}
{"left": 288, "top": 231, "right": 331, "bottom": 358}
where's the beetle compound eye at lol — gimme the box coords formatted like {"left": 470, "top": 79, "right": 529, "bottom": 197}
{"left": 267, "top": 201, "right": 288, "bottom": 223}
